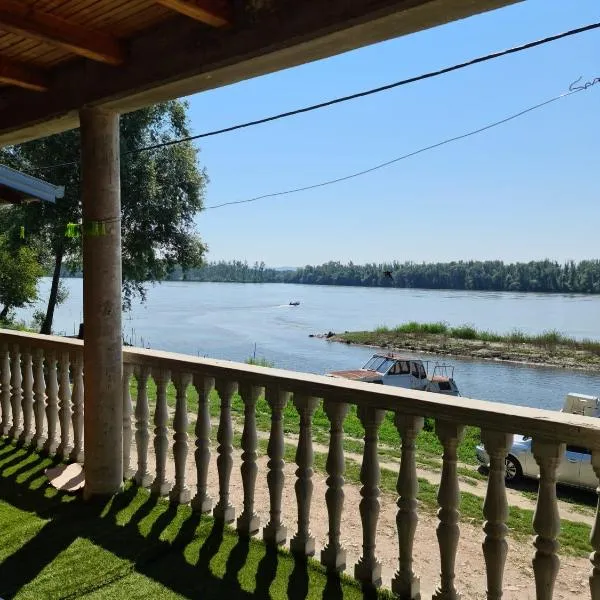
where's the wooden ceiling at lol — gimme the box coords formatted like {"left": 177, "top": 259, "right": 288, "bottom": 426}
{"left": 0, "top": 0, "right": 230, "bottom": 91}
{"left": 0, "top": 0, "right": 521, "bottom": 146}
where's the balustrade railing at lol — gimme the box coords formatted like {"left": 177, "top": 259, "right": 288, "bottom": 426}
{"left": 2, "top": 328, "right": 600, "bottom": 599}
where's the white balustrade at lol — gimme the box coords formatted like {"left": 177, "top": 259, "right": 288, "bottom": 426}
{"left": 151, "top": 368, "right": 171, "bottom": 496}
{"left": 433, "top": 420, "right": 465, "bottom": 600}
{"left": 237, "top": 383, "right": 262, "bottom": 535}
{"left": 481, "top": 430, "right": 513, "bottom": 600}
{"left": 57, "top": 351, "right": 72, "bottom": 459}
{"left": 321, "top": 399, "right": 349, "bottom": 572}
{"left": 32, "top": 348, "right": 46, "bottom": 451}
{"left": 70, "top": 352, "right": 84, "bottom": 462}
{"left": 590, "top": 450, "right": 600, "bottom": 599}
{"left": 392, "top": 414, "right": 424, "bottom": 600}
{"left": 122, "top": 363, "right": 134, "bottom": 479}
{"left": 170, "top": 372, "right": 192, "bottom": 504}
{"left": 214, "top": 379, "right": 236, "bottom": 522}
{"left": 43, "top": 350, "right": 59, "bottom": 455}
{"left": 532, "top": 438, "right": 564, "bottom": 600}
{"left": 290, "top": 394, "right": 319, "bottom": 557}
{"left": 0, "top": 342, "right": 10, "bottom": 435}
{"left": 263, "top": 385, "right": 289, "bottom": 545}
{"left": 134, "top": 366, "right": 152, "bottom": 487}
{"left": 354, "top": 405, "right": 385, "bottom": 587}
{"left": 9, "top": 344, "right": 22, "bottom": 438}
{"left": 191, "top": 375, "right": 214, "bottom": 513}
{"left": 19, "top": 348, "right": 34, "bottom": 445}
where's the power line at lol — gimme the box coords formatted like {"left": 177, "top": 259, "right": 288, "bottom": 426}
{"left": 203, "top": 79, "right": 598, "bottom": 211}
{"left": 35, "top": 20, "right": 600, "bottom": 172}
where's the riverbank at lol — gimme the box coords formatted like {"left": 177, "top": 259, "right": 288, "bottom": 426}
{"left": 319, "top": 322, "right": 600, "bottom": 372}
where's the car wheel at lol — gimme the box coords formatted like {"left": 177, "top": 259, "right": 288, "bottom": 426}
{"left": 505, "top": 455, "right": 522, "bottom": 482}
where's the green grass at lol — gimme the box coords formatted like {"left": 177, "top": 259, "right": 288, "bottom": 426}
{"left": 341, "top": 321, "right": 600, "bottom": 356}
{"left": 0, "top": 440, "right": 388, "bottom": 600}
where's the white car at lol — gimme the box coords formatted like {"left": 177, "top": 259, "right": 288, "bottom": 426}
{"left": 476, "top": 435, "right": 598, "bottom": 491}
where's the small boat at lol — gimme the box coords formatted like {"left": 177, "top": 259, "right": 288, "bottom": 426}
{"left": 289, "top": 301, "right": 300, "bottom": 306}
{"left": 326, "top": 352, "right": 460, "bottom": 396}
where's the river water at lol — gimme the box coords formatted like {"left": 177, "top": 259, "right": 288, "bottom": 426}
{"left": 15, "top": 279, "right": 600, "bottom": 411}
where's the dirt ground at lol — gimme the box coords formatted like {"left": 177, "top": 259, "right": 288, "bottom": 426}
{"left": 145, "top": 442, "right": 591, "bottom": 600}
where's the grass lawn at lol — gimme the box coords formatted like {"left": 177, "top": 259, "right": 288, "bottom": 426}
{"left": 0, "top": 440, "right": 389, "bottom": 600}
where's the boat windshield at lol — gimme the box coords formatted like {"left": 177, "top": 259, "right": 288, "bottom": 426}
{"left": 362, "top": 356, "right": 395, "bottom": 373}
{"left": 363, "top": 356, "right": 386, "bottom": 371}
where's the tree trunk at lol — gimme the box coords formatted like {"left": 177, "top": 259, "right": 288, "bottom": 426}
{"left": 0, "top": 305, "right": 9, "bottom": 320}
{"left": 41, "top": 246, "right": 64, "bottom": 335}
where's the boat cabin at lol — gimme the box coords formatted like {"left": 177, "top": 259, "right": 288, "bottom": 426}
{"left": 327, "top": 352, "right": 460, "bottom": 396}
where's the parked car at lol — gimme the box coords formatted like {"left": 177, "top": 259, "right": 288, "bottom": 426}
{"left": 476, "top": 435, "right": 598, "bottom": 491}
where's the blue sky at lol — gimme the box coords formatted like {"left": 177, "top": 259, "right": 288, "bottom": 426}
{"left": 187, "top": 0, "right": 599, "bottom": 267}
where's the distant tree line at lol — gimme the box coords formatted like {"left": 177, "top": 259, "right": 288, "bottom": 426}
{"left": 154, "top": 259, "right": 600, "bottom": 294}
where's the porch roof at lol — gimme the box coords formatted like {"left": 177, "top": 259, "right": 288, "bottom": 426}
{"left": 0, "top": 0, "right": 520, "bottom": 146}
{"left": 0, "top": 164, "right": 64, "bottom": 204}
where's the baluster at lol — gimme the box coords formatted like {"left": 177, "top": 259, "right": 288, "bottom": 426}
{"left": 19, "top": 348, "right": 34, "bottom": 445}
{"left": 122, "top": 363, "right": 134, "bottom": 478}
{"left": 9, "top": 344, "right": 22, "bottom": 439}
{"left": 589, "top": 450, "right": 600, "bottom": 599}
{"left": 32, "top": 348, "right": 46, "bottom": 451}
{"left": 263, "top": 386, "right": 290, "bottom": 545}
{"left": 191, "top": 375, "right": 214, "bottom": 512}
{"left": 433, "top": 421, "right": 465, "bottom": 600}
{"left": 44, "top": 351, "right": 59, "bottom": 455}
{"left": 134, "top": 366, "right": 152, "bottom": 486}
{"left": 532, "top": 439, "right": 564, "bottom": 600}
{"left": 290, "top": 394, "right": 319, "bottom": 556}
{"left": 237, "top": 383, "right": 262, "bottom": 535}
{"left": 392, "top": 414, "right": 424, "bottom": 599}
{"left": 213, "top": 379, "right": 237, "bottom": 522}
{"left": 69, "top": 352, "right": 84, "bottom": 462}
{"left": 482, "top": 431, "right": 513, "bottom": 600}
{"left": 0, "top": 342, "right": 10, "bottom": 435}
{"left": 170, "top": 372, "right": 192, "bottom": 504}
{"left": 56, "top": 351, "right": 72, "bottom": 458}
{"left": 354, "top": 406, "right": 385, "bottom": 587}
{"left": 321, "top": 400, "right": 349, "bottom": 572}
{"left": 150, "top": 368, "right": 171, "bottom": 496}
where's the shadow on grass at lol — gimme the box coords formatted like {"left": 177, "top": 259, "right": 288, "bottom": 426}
{"left": 0, "top": 441, "right": 373, "bottom": 600}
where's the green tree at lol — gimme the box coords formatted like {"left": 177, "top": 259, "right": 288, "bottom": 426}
{"left": 0, "top": 235, "right": 44, "bottom": 322}
{"left": 0, "top": 100, "right": 207, "bottom": 332}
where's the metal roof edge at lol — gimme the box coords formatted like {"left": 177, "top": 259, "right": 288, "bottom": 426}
{"left": 0, "top": 164, "right": 64, "bottom": 203}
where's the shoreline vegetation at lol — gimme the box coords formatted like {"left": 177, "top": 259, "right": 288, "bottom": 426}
{"left": 60, "top": 258, "right": 600, "bottom": 294}
{"left": 320, "top": 322, "right": 600, "bottom": 372}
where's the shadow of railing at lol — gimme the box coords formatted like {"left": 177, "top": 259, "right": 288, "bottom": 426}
{"left": 0, "top": 439, "right": 369, "bottom": 600}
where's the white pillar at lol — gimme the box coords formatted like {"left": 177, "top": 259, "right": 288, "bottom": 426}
{"left": 80, "top": 106, "right": 123, "bottom": 498}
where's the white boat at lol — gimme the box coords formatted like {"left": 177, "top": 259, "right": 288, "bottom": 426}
{"left": 326, "top": 352, "right": 460, "bottom": 396}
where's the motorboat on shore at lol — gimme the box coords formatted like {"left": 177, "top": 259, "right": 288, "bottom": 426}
{"left": 326, "top": 352, "right": 460, "bottom": 396}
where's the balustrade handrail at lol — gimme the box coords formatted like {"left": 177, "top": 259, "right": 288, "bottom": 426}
{"left": 2, "top": 327, "right": 600, "bottom": 448}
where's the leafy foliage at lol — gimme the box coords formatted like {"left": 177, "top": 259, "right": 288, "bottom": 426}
{"left": 0, "top": 100, "right": 207, "bottom": 330}
{"left": 167, "top": 259, "right": 600, "bottom": 293}
{"left": 0, "top": 235, "right": 44, "bottom": 321}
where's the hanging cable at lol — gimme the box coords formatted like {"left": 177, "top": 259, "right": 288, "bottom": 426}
{"left": 203, "top": 79, "right": 598, "bottom": 211}
{"left": 34, "top": 21, "right": 600, "bottom": 172}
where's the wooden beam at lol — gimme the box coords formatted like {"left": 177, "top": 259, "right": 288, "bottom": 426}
{"left": 0, "top": 0, "right": 522, "bottom": 145}
{"left": 0, "top": 0, "right": 124, "bottom": 65}
{"left": 0, "top": 56, "right": 48, "bottom": 91}
{"left": 155, "top": 0, "right": 231, "bottom": 27}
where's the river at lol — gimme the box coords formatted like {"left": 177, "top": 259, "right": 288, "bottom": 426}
{"left": 15, "top": 279, "right": 600, "bottom": 412}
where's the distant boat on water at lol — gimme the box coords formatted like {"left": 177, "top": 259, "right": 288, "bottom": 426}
{"left": 289, "top": 301, "right": 300, "bottom": 306}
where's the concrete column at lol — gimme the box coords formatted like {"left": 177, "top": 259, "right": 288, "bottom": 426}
{"left": 80, "top": 106, "right": 123, "bottom": 498}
